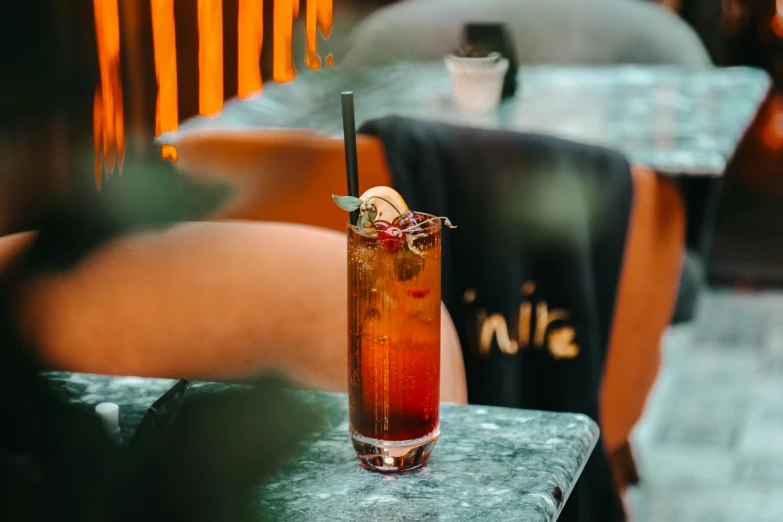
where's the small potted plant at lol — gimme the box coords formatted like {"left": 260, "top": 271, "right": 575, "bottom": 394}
{"left": 444, "top": 45, "right": 509, "bottom": 113}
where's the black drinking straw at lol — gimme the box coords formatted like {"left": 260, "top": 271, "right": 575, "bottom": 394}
{"left": 341, "top": 91, "right": 360, "bottom": 225}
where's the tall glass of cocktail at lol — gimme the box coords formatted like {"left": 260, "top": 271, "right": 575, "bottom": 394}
{"left": 336, "top": 186, "right": 447, "bottom": 472}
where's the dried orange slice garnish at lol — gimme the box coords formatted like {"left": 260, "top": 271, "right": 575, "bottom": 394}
{"left": 359, "top": 186, "right": 408, "bottom": 223}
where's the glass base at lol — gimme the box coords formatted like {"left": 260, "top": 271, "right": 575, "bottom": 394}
{"left": 351, "top": 426, "right": 439, "bottom": 473}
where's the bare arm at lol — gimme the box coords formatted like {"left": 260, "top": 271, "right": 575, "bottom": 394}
{"left": 4, "top": 222, "right": 467, "bottom": 403}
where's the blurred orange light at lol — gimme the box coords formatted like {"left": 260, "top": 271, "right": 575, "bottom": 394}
{"left": 238, "top": 0, "right": 265, "bottom": 99}
{"left": 92, "top": 0, "right": 125, "bottom": 188}
{"left": 306, "top": 0, "right": 334, "bottom": 70}
{"left": 198, "top": 0, "right": 224, "bottom": 117}
{"left": 151, "top": 0, "right": 179, "bottom": 135}
{"left": 93, "top": 0, "right": 336, "bottom": 180}
{"left": 160, "top": 144, "right": 179, "bottom": 163}
{"left": 273, "top": 0, "right": 296, "bottom": 82}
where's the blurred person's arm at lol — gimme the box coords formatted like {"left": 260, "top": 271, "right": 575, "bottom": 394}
{"left": 0, "top": 223, "right": 468, "bottom": 403}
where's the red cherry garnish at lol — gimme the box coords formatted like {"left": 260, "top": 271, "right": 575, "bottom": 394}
{"left": 411, "top": 212, "right": 428, "bottom": 224}
{"left": 394, "top": 211, "right": 429, "bottom": 232}
{"left": 379, "top": 226, "right": 406, "bottom": 252}
{"left": 393, "top": 210, "right": 413, "bottom": 226}
{"left": 373, "top": 220, "right": 391, "bottom": 231}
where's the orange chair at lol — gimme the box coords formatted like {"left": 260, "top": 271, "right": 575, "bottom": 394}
{"left": 602, "top": 165, "right": 685, "bottom": 494}
{"left": 173, "top": 129, "right": 686, "bottom": 497}
{"left": 171, "top": 128, "right": 394, "bottom": 231}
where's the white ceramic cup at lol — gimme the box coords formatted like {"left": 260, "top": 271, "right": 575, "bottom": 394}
{"left": 444, "top": 55, "right": 509, "bottom": 113}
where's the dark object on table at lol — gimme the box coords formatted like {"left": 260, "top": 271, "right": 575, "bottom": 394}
{"left": 361, "top": 116, "right": 630, "bottom": 522}
{"left": 463, "top": 23, "right": 519, "bottom": 97}
{"left": 120, "top": 377, "right": 325, "bottom": 522}
{"left": 130, "top": 378, "right": 192, "bottom": 450}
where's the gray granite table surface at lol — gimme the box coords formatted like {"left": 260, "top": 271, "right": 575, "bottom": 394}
{"left": 167, "top": 62, "right": 770, "bottom": 177}
{"left": 44, "top": 371, "right": 599, "bottom": 521}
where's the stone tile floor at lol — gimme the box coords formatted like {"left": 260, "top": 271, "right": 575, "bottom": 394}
{"left": 627, "top": 290, "right": 783, "bottom": 522}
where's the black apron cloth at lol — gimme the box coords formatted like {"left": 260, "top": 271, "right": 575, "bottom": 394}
{"left": 361, "top": 116, "right": 633, "bottom": 522}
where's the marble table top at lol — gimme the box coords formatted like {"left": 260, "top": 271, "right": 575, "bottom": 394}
{"left": 170, "top": 62, "right": 770, "bottom": 177}
{"left": 45, "top": 372, "right": 598, "bottom": 521}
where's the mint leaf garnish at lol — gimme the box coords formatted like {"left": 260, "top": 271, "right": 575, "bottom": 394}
{"left": 332, "top": 195, "right": 363, "bottom": 212}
